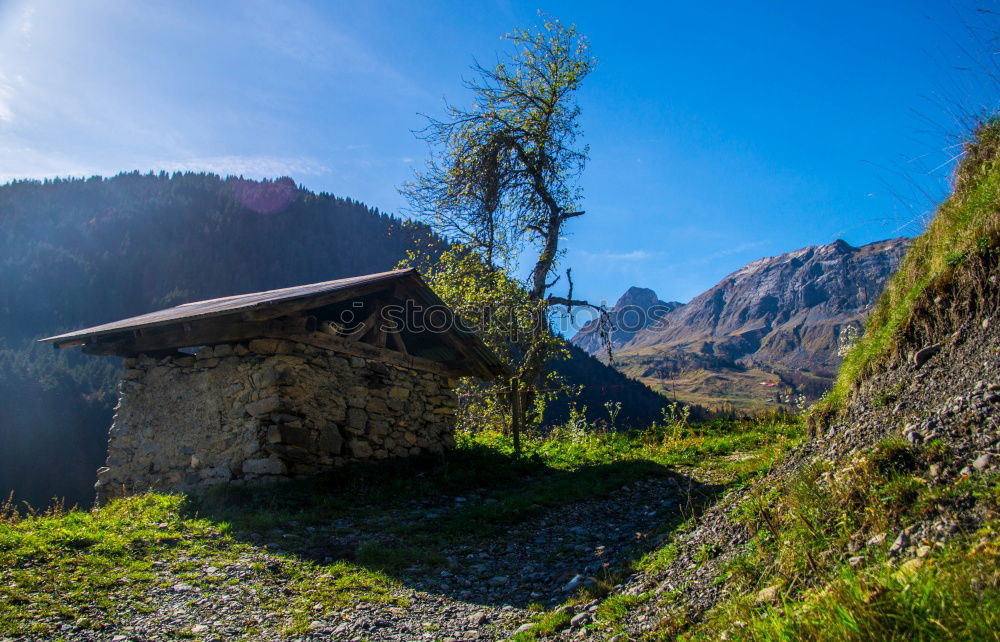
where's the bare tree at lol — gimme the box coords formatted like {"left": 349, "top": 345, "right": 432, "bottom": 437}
{"left": 402, "top": 16, "right": 607, "bottom": 448}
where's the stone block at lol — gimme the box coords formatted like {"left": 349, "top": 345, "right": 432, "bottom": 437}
{"left": 246, "top": 396, "right": 281, "bottom": 417}
{"left": 200, "top": 466, "right": 232, "bottom": 480}
{"left": 317, "top": 428, "right": 343, "bottom": 454}
{"left": 242, "top": 458, "right": 287, "bottom": 475}
{"left": 348, "top": 440, "right": 373, "bottom": 459}
{"left": 271, "top": 444, "right": 312, "bottom": 462}
{"left": 347, "top": 407, "right": 367, "bottom": 430}
{"left": 213, "top": 344, "right": 234, "bottom": 358}
{"left": 388, "top": 386, "right": 410, "bottom": 400}
{"left": 274, "top": 424, "right": 312, "bottom": 448}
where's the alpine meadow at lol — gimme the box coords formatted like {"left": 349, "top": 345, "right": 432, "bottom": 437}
{"left": 1, "top": 3, "right": 998, "bottom": 641}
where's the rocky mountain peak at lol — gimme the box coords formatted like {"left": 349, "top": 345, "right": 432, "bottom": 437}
{"left": 572, "top": 237, "right": 911, "bottom": 411}
{"left": 571, "top": 286, "right": 683, "bottom": 355}
{"left": 615, "top": 286, "right": 662, "bottom": 308}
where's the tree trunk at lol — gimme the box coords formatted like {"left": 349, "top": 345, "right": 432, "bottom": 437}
{"left": 510, "top": 377, "right": 523, "bottom": 456}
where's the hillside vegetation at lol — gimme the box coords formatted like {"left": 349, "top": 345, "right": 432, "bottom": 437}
{"left": 815, "top": 118, "right": 1000, "bottom": 422}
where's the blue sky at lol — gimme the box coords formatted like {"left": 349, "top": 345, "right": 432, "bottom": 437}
{"left": 0, "top": 0, "right": 996, "bottom": 307}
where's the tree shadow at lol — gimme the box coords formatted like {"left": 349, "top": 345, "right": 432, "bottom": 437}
{"left": 186, "top": 447, "right": 725, "bottom": 609}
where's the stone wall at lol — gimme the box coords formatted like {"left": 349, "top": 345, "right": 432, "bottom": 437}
{"left": 96, "top": 338, "right": 458, "bottom": 501}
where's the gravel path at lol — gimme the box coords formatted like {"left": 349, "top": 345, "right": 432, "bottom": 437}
{"left": 19, "top": 472, "right": 716, "bottom": 641}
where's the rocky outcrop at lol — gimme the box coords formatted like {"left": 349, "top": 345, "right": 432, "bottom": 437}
{"left": 96, "top": 339, "right": 457, "bottom": 501}
{"left": 571, "top": 287, "right": 682, "bottom": 355}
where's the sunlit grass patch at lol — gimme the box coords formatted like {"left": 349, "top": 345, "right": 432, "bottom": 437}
{"left": 0, "top": 494, "right": 400, "bottom": 637}
{"left": 717, "top": 528, "right": 1000, "bottom": 641}
{"left": 683, "top": 438, "right": 1000, "bottom": 641}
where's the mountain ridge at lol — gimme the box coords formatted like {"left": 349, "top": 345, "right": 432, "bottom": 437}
{"left": 573, "top": 237, "right": 911, "bottom": 410}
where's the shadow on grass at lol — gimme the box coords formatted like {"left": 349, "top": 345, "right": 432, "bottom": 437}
{"left": 185, "top": 443, "right": 725, "bottom": 608}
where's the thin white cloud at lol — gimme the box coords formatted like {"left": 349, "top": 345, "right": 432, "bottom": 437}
{"left": 0, "top": 74, "right": 14, "bottom": 123}
{"left": 0, "top": 0, "right": 421, "bottom": 189}
{"left": 696, "top": 240, "right": 769, "bottom": 264}
{"left": 241, "top": 0, "right": 425, "bottom": 99}
{"left": 18, "top": 4, "right": 33, "bottom": 40}
{"left": 578, "top": 249, "right": 655, "bottom": 262}
{"left": 155, "top": 155, "right": 331, "bottom": 178}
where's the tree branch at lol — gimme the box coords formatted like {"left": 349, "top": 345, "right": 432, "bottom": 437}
{"left": 546, "top": 295, "right": 603, "bottom": 311}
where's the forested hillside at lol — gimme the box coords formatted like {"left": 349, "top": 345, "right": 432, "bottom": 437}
{"left": 0, "top": 172, "right": 667, "bottom": 508}
{"left": 0, "top": 172, "right": 430, "bottom": 508}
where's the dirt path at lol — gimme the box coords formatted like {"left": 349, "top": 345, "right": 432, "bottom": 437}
{"left": 44, "top": 472, "right": 715, "bottom": 641}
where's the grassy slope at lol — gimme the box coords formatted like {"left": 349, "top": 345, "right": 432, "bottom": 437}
{"left": 582, "top": 119, "right": 1000, "bottom": 641}
{"left": 510, "top": 432, "right": 1000, "bottom": 641}
{"left": 0, "top": 417, "right": 802, "bottom": 638}
{"left": 813, "top": 118, "right": 1000, "bottom": 422}
{"left": 657, "top": 442, "right": 1000, "bottom": 641}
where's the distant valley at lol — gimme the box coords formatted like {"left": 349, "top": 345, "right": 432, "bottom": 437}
{"left": 572, "top": 238, "right": 911, "bottom": 412}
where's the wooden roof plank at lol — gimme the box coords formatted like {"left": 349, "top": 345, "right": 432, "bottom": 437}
{"left": 38, "top": 268, "right": 509, "bottom": 378}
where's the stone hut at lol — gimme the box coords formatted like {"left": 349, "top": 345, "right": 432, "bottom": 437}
{"left": 41, "top": 269, "right": 506, "bottom": 500}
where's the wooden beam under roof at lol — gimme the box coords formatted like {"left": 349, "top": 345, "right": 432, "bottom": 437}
{"left": 80, "top": 316, "right": 316, "bottom": 356}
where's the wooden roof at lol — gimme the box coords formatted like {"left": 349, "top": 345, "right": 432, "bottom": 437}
{"left": 40, "top": 269, "right": 507, "bottom": 379}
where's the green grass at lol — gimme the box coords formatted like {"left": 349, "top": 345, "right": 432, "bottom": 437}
{"left": 0, "top": 415, "right": 802, "bottom": 638}
{"left": 595, "top": 592, "right": 650, "bottom": 623}
{"left": 737, "top": 531, "right": 1000, "bottom": 641}
{"left": 0, "top": 494, "right": 400, "bottom": 638}
{"left": 511, "top": 609, "right": 574, "bottom": 641}
{"left": 813, "top": 116, "right": 1000, "bottom": 422}
{"left": 188, "top": 415, "right": 802, "bottom": 548}
{"left": 649, "top": 436, "right": 1000, "bottom": 641}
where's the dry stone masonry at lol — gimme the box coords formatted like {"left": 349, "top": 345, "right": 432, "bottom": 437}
{"left": 43, "top": 270, "right": 505, "bottom": 502}
{"left": 96, "top": 338, "right": 458, "bottom": 501}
